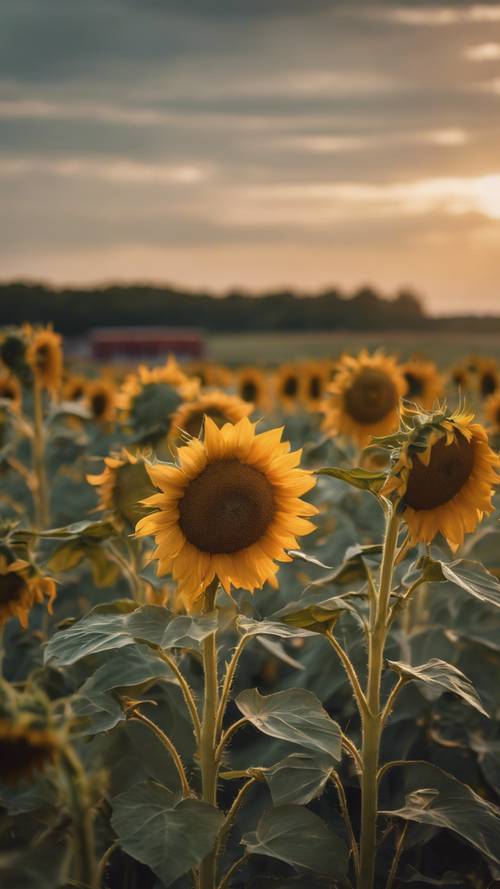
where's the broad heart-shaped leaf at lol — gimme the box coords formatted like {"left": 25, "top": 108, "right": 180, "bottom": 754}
{"left": 262, "top": 753, "right": 334, "bottom": 806}
{"left": 236, "top": 688, "right": 342, "bottom": 760}
{"left": 387, "top": 658, "right": 488, "bottom": 717}
{"left": 45, "top": 603, "right": 217, "bottom": 666}
{"left": 272, "top": 590, "right": 359, "bottom": 632}
{"left": 317, "top": 465, "right": 387, "bottom": 494}
{"left": 111, "top": 780, "right": 224, "bottom": 886}
{"left": 419, "top": 557, "right": 500, "bottom": 609}
{"left": 72, "top": 689, "right": 124, "bottom": 736}
{"left": 80, "top": 644, "right": 175, "bottom": 695}
{"left": 380, "top": 761, "right": 500, "bottom": 866}
{"left": 242, "top": 804, "right": 348, "bottom": 878}
{"left": 236, "top": 615, "right": 317, "bottom": 639}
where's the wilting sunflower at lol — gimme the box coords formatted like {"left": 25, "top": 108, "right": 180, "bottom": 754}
{"left": 322, "top": 351, "right": 407, "bottom": 448}
{"left": 236, "top": 367, "right": 271, "bottom": 412}
{"left": 86, "top": 378, "right": 117, "bottom": 424}
{"left": 0, "top": 683, "right": 61, "bottom": 785}
{"left": 0, "top": 553, "right": 57, "bottom": 628}
{"left": 87, "top": 449, "right": 155, "bottom": 529}
{"left": 476, "top": 358, "right": 499, "bottom": 399}
{"left": 0, "top": 373, "right": 22, "bottom": 412}
{"left": 136, "top": 416, "right": 317, "bottom": 607}
{"left": 63, "top": 374, "right": 87, "bottom": 402}
{"left": 275, "top": 363, "right": 303, "bottom": 413}
{"left": 381, "top": 407, "right": 500, "bottom": 549}
{"left": 303, "top": 362, "right": 330, "bottom": 411}
{"left": 400, "top": 358, "right": 443, "bottom": 410}
{"left": 26, "top": 327, "right": 63, "bottom": 397}
{"left": 168, "top": 390, "right": 253, "bottom": 447}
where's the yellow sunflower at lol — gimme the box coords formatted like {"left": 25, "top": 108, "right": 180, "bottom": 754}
{"left": 275, "top": 363, "right": 303, "bottom": 413}
{"left": 26, "top": 328, "right": 63, "bottom": 397}
{"left": 136, "top": 416, "right": 318, "bottom": 608}
{"left": 168, "top": 390, "right": 253, "bottom": 447}
{"left": 0, "top": 684, "right": 61, "bottom": 785}
{"left": 118, "top": 357, "right": 198, "bottom": 413}
{"left": 86, "top": 379, "right": 117, "bottom": 424}
{"left": 63, "top": 374, "right": 87, "bottom": 402}
{"left": 400, "top": 358, "right": 443, "bottom": 410}
{"left": 87, "top": 449, "right": 155, "bottom": 529}
{"left": 484, "top": 391, "right": 500, "bottom": 435}
{"left": 236, "top": 367, "right": 270, "bottom": 411}
{"left": 322, "top": 351, "right": 407, "bottom": 448}
{"left": 0, "top": 373, "right": 22, "bottom": 412}
{"left": 302, "top": 362, "right": 330, "bottom": 411}
{"left": 0, "top": 554, "right": 57, "bottom": 629}
{"left": 381, "top": 408, "right": 500, "bottom": 549}
{"left": 449, "top": 364, "right": 469, "bottom": 392}
{"left": 477, "top": 358, "right": 499, "bottom": 399}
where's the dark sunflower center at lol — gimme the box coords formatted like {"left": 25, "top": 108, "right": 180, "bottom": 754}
{"left": 184, "top": 409, "right": 228, "bottom": 438}
{"left": 344, "top": 369, "right": 399, "bottom": 425}
{"left": 241, "top": 381, "right": 257, "bottom": 403}
{"left": 309, "top": 376, "right": 322, "bottom": 400}
{"left": 0, "top": 572, "right": 28, "bottom": 605}
{"left": 404, "top": 371, "right": 424, "bottom": 398}
{"left": 0, "top": 384, "right": 16, "bottom": 401}
{"left": 70, "top": 384, "right": 85, "bottom": 400}
{"left": 481, "top": 373, "right": 497, "bottom": 397}
{"left": 404, "top": 431, "right": 474, "bottom": 510}
{"left": 91, "top": 392, "right": 108, "bottom": 418}
{"left": 178, "top": 459, "right": 275, "bottom": 553}
{"left": 0, "top": 732, "right": 54, "bottom": 782}
{"left": 282, "top": 376, "right": 298, "bottom": 398}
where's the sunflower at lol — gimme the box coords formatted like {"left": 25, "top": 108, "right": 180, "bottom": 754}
{"left": 26, "top": 327, "right": 63, "bottom": 396}
{"left": 0, "top": 553, "right": 57, "bottom": 628}
{"left": 63, "top": 374, "right": 87, "bottom": 402}
{"left": 168, "top": 390, "right": 253, "bottom": 447}
{"left": 87, "top": 449, "right": 155, "bottom": 529}
{"left": 381, "top": 408, "right": 500, "bottom": 549}
{"left": 0, "top": 684, "right": 61, "bottom": 785}
{"left": 302, "top": 362, "right": 330, "bottom": 411}
{"left": 449, "top": 364, "right": 469, "bottom": 391}
{"left": 86, "top": 379, "right": 117, "bottom": 424}
{"left": 118, "top": 357, "right": 199, "bottom": 441}
{"left": 400, "top": 358, "right": 443, "bottom": 410}
{"left": 236, "top": 367, "right": 270, "bottom": 411}
{"left": 275, "top": 363, "right": 303, "bottom": 412}
{"left": 484, "top": 391, "right": 500, "bottom": 435}
{"left": 136, "top": 416, "right": 318, "bottom": 608}
{"left": 321, "top": 351, "right": 407, "bottom": 448}
{"left": 0, "top": 373, "right": 22, "bottom": 412}
{"left": 476, "top": 358, "right": 499, "bottom": 399}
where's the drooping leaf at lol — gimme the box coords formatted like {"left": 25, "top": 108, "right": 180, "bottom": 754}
{"left": 236, "top": 688, "right": 342, "bottom": 760}
{"left": 72, "top": 689, "right": 125, "bottom": 736}
{"left": 387, "top": 658, "right": 488, "bottom": 716}
{"left": 111, "top": 780, "right": 224, "bottom": 886}
{"left": 287, "top": 550, "right": 333, "bottom": 569}
{"left": 380, "top": 761, "right": 500, "bottom": 865}
{"left": 262, "top": 752, "right": 334, "bottom": 806}
{"left": 242, "top": 804, "right": 348, "bottom": 878}
{"left": 256, "top": 637, "right": 305, "bottom": 670}
{"left": 419, "top": 557, "right": 500, "bottom": 609}
{"left": 237, "top": 615, "right": 317, "bottom": 640}
{"left": 317, "top": 465, "right": 387, "bottom": 494}
{"left": 272, "top": 590, "right": 359, "bottom": 632}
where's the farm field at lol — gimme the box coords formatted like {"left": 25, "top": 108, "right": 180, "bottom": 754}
{"left": 1, "top": 324, "right": 500, "bottom": 889}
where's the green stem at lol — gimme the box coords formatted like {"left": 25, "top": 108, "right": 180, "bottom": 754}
{"left": 158, "top": 650, "right": 201, "bottom": 743}
{"left": 131, "top": 710, "right": 191, "bottom": 797}
{"left": 60, "top": 744, "right": 97, "bottom": 888}
{"left": 358, "top": 510, "right": 400, "bottom": 889}
{"left": 199, "top": 579, "right": 220, "bottom": 889}
{"left": 32, "top": 381, "right": 49, "bottom": 529}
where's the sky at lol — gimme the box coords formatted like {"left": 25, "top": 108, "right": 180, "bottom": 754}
{"left": 1, "top": 1, "right": 500, "bottom": 315}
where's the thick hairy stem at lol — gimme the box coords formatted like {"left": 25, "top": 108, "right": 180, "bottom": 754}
{"left": 60, "top": 745, "right": 97, "bottom": 888}
{"left": 32, "top": 381, "right": 49, "bottom": 528}
{"left": 215, "top": 634, "right": 249, "bottom": 739}
{"left": 358, "top": 510, "right": 400, "bottom": 889}
{"left": 158, "top": 650, "right": 201, "bottom": 742}
{"left": 215, "top": 717, "right": 248, "bottom": 762}
{"left": 131, "top": 710, "right": 190, "bottom": 797}
{"left": 199, "top": 579, "right": 220, "bottom": 889}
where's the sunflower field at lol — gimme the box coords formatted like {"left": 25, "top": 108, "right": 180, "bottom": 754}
{"left": 1, "top": 323, "right": 500, "bottom": 889}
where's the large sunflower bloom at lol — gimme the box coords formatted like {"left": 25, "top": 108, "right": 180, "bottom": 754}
{"left": 168, "top": 390, "right": 253, "bottom": 447}
{"left": 26, "top": 328, "right": 63, "bottom": 397}
{"left": 136, "top": 416, "right": 318, "bottom": 608}
{"left": 87, "top": 449, "right": 155, "bottom": 529}
{"left": 118, "top": 357, "right": 198, "bottom": 414}
{"left": 381, "top": 408, "right": 500, "bottom": 549}
{"left": 86, "top": 379, "right": 117, "bottom": 424}
{"left": 322, "top": 351, "right": 407, "bottom": 448}
{"left": 0, "top": 555, "right": 57, "bottom": 629}
{"left": 400, "top": 358, "right": 443, "bottom": 410}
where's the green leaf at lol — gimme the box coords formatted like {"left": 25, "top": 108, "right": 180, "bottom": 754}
{"left": 72, "top": 690, "right": 124, "bottom": 736}
{"left": 262, "top": 753, "right": 334, "bottom": 806}
{"left": 380, "top": 762, "right": 500, "bottom": 865}
{"left": 287, "top": 550, "right": 333, "bottom": 569}
{"left": 236, "top": 615, "right": 317, "bottom": 639}
{"left": 80, "top": 644, "right": 175, "bottom": 695}
{"left": 111, "top": 780, "right": 224, "bottom": 886}
{"left": 387, "top": 658, "right": 488, "bottom": 716}
{"left": 236, "top": 688, "right": 342, "bottom": 759}
{"left": 272, "top": 591, "right": 359, "bottom": 632}
{"left": 419, "top": 557, "right": 500, "bottom": 608}
{"left": 41, "top": 519, "right": 117, "bottom": 540}
{"left": 317, "top": 465, "right": 387, "bottom": 494}
{"left": 45, "top": 604, "right": 217, "bottom": 666}
{"left": 242, "top": 805, "right": 348, "bottom": 878}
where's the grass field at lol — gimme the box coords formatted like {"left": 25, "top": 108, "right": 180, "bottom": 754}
{"left": 208, "top": 329, "right": 500, "bottom": 366}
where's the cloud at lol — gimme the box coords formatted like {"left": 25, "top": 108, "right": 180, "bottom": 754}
{"left": 384, "top": 5, "right": 500, "bottom": 26}
{"left": 0, "top": 155, "right": 209, "bottom": 184}
{"left": 465, "top": 42, "right": 500, "bottom": 59}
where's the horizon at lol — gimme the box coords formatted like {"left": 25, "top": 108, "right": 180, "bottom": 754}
{"left": 2, "top": 1, "right": 500, "bottom": 313}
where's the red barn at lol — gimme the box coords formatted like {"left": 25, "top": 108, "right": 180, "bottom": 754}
{"left": 90, "top": 327, "right": 206, "bottom": 362}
